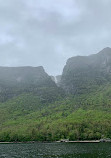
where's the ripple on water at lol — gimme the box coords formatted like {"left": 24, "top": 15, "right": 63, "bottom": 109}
{"left": 0, "top": 143, "right": 111, "bottom": 158}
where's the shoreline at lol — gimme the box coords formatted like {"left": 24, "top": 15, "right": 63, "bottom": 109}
{"left": 56, "top": 140, "right": 100, "bottom": 143}
{"left": 0, "top": 140, "right": 104, "bottom": 144}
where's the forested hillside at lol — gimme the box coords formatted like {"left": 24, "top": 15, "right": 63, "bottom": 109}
{"left": 0, "top": 48, "right": 111, "bottom": 141}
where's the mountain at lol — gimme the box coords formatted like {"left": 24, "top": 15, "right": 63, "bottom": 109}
{"left": 0, "top": 66, "right": 64, "bottom": 102}
{"left": 60, "top": 47, "right": 111, "bottom": 94}
{"left": 0, "top": 47, "right": 111, "bottom": 142}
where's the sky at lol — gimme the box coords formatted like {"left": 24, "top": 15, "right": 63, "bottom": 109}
{"left": 0, "top": 0, "right": 111, "bottom": 75}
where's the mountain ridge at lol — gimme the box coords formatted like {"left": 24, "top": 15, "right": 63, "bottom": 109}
{"left": 0, "top": 47, "right": 111, "bottom": 141}
{"left": 60, "top": 47, "right": 111, "bottom": 94}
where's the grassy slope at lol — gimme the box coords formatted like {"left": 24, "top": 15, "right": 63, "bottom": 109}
{"left": 0, "top": 84, "right": 111, "bottom": 141}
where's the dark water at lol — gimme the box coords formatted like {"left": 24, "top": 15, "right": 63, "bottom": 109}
{"left": 0, "top": 143, "right": 111, "bottom": 158}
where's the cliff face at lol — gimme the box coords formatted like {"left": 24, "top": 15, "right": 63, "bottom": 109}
{"left": 0, "top": 66, "right": 55, "bottom": 87}
{"left": 0, "top": 66, "right": 60, "bottom": 102}
{"left": 60, "top": 47, "right": 111, "bottom": 94}
{"left": 1, "top": 47, "right": 111, "bottom": 101}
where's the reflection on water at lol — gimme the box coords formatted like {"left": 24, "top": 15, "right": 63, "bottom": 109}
{"left": 0, "top": 142, "right": 111, "bottom": 158}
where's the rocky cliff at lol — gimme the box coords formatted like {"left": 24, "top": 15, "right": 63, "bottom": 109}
{"left": 0, "top": 66, "right": 64, "bottom": 102}
{"left": 60, "top": 47, "right": 111, "bottom": 94}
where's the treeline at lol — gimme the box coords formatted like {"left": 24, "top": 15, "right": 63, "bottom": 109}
{"left": 0, "top": 108, "right": 111, "bottom": 142}
{"left": 0, "top": 115, "right": 111, "bottom": 142}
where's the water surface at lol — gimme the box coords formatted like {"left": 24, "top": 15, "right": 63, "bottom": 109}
{"left": 0, "top": 142, "right": 111, "bottom": 158}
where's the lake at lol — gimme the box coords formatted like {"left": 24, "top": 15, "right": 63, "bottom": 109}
{"left": 0, "top": 142, "right": 111, "bottom": 158}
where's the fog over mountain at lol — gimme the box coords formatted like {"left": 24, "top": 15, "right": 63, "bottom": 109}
{"left": 0, "top": 0, "right": 111, "bottom": 75}
{"left": 60, "top": 47, "right": 111, "bottom": 94}
{"left": 1, "top": 47, "right": 111, "bottom": 142}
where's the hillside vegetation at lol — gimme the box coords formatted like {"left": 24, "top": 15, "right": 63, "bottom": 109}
{"left": 0, "top": 48, "right": 111, "bottom": 141}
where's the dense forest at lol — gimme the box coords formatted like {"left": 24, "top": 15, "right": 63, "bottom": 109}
{"left": 0, "top": 84, "right": 111, "bottom": 141}
{"left": 0, "top": 48, "right": 111, "bottom": 141}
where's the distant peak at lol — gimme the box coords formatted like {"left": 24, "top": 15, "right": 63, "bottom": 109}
{"left": 106, "top": 47, "right": 111, "bottom": 49}
{"left": 101, "top": 47, "right": 111, "bottom": 52}
{"left": 98, "top": 47, "right": 111, "bottom": 55}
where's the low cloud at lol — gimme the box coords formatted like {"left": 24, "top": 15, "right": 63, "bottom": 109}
{"left": 0, "top": 0, "right": 111, "bottom": 75}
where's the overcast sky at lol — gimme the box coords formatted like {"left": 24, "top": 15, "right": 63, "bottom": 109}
{"left": 0, "top": 0, "right": 111, "bottom": 75}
